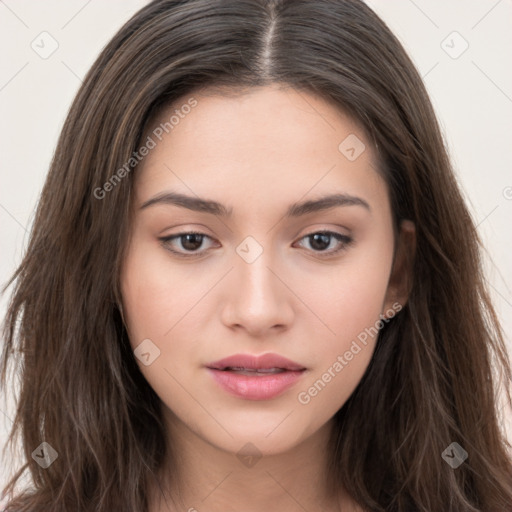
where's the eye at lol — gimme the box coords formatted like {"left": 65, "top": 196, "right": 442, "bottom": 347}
{"left": 294, "top": 231, "right": 353, "bottom": 256}
{"left": 159, "top": 230, "right": 353, "bottom": 259}
{"left": 159, "top": 231, "right": 217, "bottom": 258}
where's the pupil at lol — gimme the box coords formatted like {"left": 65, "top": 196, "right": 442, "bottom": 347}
{"left": 182, "top": 234, "right": 203, "bottom": 251}
{"left": 310, "top": 233, "right": 330, "bottom": 251}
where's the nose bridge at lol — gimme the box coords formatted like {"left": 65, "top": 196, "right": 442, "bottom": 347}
{"left": 222, "top": 235, "right": 292, "bottom": 333}
{"left": 235, "top": 236, "right": 280, "bottom": 306}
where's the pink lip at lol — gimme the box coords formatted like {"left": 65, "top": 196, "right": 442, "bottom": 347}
{"left": 207, "top": 353, "right": 305, "bottom": 371}
{"left": 206, "top": 353, "right": 307, "bottom": 400}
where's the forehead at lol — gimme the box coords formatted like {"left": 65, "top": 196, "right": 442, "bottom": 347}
{"left": 134, "top": 85, "right": 386, "bottom": 216}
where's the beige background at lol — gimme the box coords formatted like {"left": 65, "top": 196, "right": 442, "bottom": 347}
{"left": 1, "top": 0, "right": 511, "bottom": 492}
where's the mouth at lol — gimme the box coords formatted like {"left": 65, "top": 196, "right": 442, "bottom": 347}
{"left": 206, "top": 353, "right": 307, "bottom": 400}
{"left": 214, "top": 367, "right": 293, "bottom": 376}
{"left": 206, "top": 352, "right": 306, "bottom": 372}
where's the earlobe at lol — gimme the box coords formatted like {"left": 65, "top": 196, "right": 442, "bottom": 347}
{"left": 383, "top": 219, "right": 416, "bottom": 315}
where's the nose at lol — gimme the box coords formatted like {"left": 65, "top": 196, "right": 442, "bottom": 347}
{"left": 220, "top": 245, "right": 294, "bottom": 337}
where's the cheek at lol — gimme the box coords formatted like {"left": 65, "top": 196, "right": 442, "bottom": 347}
{"left": 119, "top": 242, "right": 199, "bottom": 403}
{"left": 120, "top": 239, "right": 201, "bottom": 344}
{"left": 295, "top": 236, "right": 393, "bottom": 409}
{"left": 304, "top": 237, "right": 393, "bottom": 348}
{"left": 121, "top": 254, "right": 167, "bottom": 344}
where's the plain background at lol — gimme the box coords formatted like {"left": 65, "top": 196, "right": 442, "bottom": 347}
{"left": 1, "top": 0, "right": 511, "bottom": 492}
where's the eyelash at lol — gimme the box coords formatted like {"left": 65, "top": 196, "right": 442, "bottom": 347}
{"left": 158, "top": 230, "right": 353, "bottom": 259}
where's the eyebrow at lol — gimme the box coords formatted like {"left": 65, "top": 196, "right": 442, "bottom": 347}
{"left": 139, "top": 191, "right": 371, "bottom": 217}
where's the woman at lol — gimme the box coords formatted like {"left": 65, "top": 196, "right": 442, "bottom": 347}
{"left": 1, "top": 1, "right": 511, "bottom": 510}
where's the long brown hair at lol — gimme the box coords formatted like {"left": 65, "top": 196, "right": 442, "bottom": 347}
{"left": 1, "top": 1, "right": 511, "bottom": 510}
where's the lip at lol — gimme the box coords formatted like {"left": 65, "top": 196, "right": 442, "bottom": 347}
{"left": 207, "top": 353, "right": 306, "bottom": 371}
{"left": 206, "top": 353, "right": 307, "bottom": 400}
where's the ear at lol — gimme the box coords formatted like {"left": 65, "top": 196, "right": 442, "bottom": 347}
{"left": 382, "top": 219, "right": 416, "bottom": 316}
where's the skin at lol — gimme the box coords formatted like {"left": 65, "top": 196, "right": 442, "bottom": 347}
{"left": 119, "top": 84, "right": 414, "bottom": 512}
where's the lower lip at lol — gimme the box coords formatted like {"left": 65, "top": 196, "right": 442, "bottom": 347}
{"left": 206, "top": 368, "right": 305, "bottom": 400}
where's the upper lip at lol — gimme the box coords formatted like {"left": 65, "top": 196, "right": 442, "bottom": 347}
{"left": 207, "top": 353, "right": 306, "bottom": 371}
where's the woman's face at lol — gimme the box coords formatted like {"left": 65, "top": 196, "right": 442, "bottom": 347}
{"left": 120, "top": 84, "right": 407, "bottom": 456}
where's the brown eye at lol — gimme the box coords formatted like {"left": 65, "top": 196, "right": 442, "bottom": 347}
{"left": 178, "top": 233, "right": 205, "bottom": 251}
{"left": 159, "top": 231, "right": 217, "bottom": 258}
{"left": 295, "top": 231, "right": 353, "bottom": 256}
